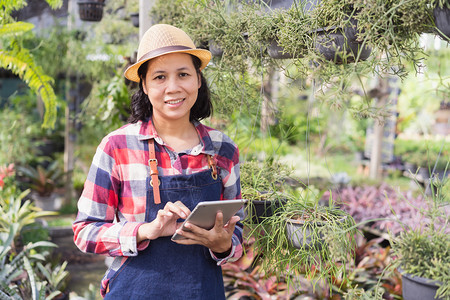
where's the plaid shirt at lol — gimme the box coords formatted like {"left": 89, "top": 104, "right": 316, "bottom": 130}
{"left": 73, "top": 118, "right": 243, "bottom": 295}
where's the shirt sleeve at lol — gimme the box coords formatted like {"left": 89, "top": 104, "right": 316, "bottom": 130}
{"left": 72, "top": 136, "right": 147, "bottom": 257}
{"left": 210, "top": 138, "right": 244, "bottom": 264}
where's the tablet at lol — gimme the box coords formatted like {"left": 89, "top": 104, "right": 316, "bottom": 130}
{"left": 171, "top": 199, "right": 246, "bottom": 241}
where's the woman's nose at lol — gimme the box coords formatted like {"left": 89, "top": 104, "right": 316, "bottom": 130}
{"left": 166, "top": 77, "right": 181, "bottom": 93}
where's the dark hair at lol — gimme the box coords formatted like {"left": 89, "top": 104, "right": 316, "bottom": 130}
{"left": 128, "top": 55, "right": 212, "bottom": 123}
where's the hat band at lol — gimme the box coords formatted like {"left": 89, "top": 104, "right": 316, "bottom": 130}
{"left": 138, "top": 45, "right": 194, "bottom": 62}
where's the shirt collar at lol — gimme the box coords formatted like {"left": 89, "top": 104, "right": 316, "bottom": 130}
{"left": 137, "top": 117, "right": 215, "bottom": 156}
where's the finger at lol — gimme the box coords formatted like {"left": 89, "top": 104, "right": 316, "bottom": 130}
{"left": 225, "top": 216, "right": 240, "bottom": 228}
{"left": 164, "top": 202, "right": 190, "bottom": 219}
{"left": 213, "top": 211, "right": 224, "bottom": 230}
{"left": 173, "top": 225, "right": 203, "bottom": 243}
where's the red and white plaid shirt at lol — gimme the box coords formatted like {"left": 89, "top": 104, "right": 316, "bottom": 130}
{"left": 73, "top": 118, "right": 243, "bottom": 295}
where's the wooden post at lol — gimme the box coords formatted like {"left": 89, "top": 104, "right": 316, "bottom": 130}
{"left": 369, "top": 77, "right": 389, "bottom": 180}
{"left": 139, "top": 0, "right": 155, "bottom": 39}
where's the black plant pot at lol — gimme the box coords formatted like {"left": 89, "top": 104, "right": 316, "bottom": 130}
{"left": 266, "top": 0, "right": 320, "bottom": 13}
{"left": 400, "top": 270, "right": 444, "bottom": 300}
{"left": 314, "top": 26, "right": 371, "bottom": 63}
{"left": 209, "top": 40, "right": 224, "bottom": 57}
{"left": 267, "top": 39, "right": 300, "bottom": 59}
{"left": 245, "top": 198, "right": 286, "bottom": 224}
{"left": 77, "top": 1, "right": 105, "bottom": 22}
{"left": 130, "top": 13, "right": 139, "bottom": 28}
{"left": 434, "top": 6, "right": 450, "bottom": 42}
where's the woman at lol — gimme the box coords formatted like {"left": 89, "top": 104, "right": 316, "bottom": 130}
{"left": 73, "top": 24, "right": 243, "bottom": 299}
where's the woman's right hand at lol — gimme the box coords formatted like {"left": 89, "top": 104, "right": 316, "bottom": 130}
{"left": 137, "top": 201, "right": 190, "bottom": 242}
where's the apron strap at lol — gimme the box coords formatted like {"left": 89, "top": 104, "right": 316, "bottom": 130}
{"left": 148, "top": 138, "right": 217, "bottom": 204}
{"left": 148, "top": 139, "right": 161, "bottom": 204}
{"left": 207, "top": 155, "right": 218, "bottom": 180}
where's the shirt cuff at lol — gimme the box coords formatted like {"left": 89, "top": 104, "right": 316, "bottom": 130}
{"left": 210, "top": 244, "right": 236, "bottom": 266}
{"left": 119, "top": 222, "right": 147, "bottom": 256}
{"left": 209, "top": 234, "right": 242, "bottom": 266}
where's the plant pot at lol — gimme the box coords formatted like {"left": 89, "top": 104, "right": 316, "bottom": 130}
{"left": 77, "top": 1, "right": 105, "bottom": 22}
{"left": 130, "top": 13, "right": 139, "bottom": 28}
{"left": 267, "top": 39, "right": 299, "bottom": 59}
{"left": 286, "top": 218, "right": 324, "bottom": 249}
{"left": 264, "top": 0, "right": 320, "bottom": 12}
{"left": 31, "top": 192, "right": 62, "bottom": 211}
{"left": 245, "top": 198, "right": 286, "bottom": 224}
{"left": 400, "top": 269, "right": 444, "bottom": 300}
{"left": 404, "top": 162, "right": 417, "bottom": 173}
{"left": 209, "top": 40, "right": 224, "bottom": 57}
{"left": 314, "top": 27, "right": 371, "bottom": 63}
{"left": 434, "top": 6, "right": 450, "bottom": 42}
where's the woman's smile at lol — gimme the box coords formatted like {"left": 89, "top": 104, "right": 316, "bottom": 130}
{"left": 142, "top": 53, "right": 201, "bottom": 123}
{"left": 165, "top": 98, "right": 185, "bottom": 105}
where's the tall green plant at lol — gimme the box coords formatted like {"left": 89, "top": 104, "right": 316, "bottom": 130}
{"left": 0, "top": 165, "right": 67, "bottom": 299}
{"left": 0, "top": 0, "right": 62, "bottom": 128}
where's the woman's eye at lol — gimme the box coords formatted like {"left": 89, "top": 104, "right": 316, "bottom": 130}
{"left": 179, "top": 73, "right": 189, "bottom": 77}
{"left": 154, "top": 75, "right": 165, "bottom": 80}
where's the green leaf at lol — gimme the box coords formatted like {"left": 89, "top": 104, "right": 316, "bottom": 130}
{"left": 44, "top": 0, "right": 63, "bottom": 9}
{"left": 0, "top": 22, "right": 34, "bottom": 36}
{"left": 0, "top": 43, "right": 57, "bottom": 128}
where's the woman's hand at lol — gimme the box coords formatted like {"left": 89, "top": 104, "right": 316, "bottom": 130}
{"left": 137, "top": 201, "right": 191, "bottom": 242}
{"left": 172, "top": 211, "right": 240, "bottom": 253}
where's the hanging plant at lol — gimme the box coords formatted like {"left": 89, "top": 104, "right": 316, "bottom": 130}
{"left": 77, "top": 0, "right": 105, "bottom": 22}
{"left": 433, "top": 0, "right": 450, "bottom": 42}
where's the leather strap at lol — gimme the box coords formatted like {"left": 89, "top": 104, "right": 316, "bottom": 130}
{"left": 207, "top": 155, "right": 218, "bottom": 180}
{"left": 148, "top": 139, "right": 161, "bottom": 204}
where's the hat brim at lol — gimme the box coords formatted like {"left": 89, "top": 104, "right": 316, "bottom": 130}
{"left": 124, "top": 48, "right": 212, "bottom": 83}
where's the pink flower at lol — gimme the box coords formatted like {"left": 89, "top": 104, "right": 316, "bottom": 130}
{"left": 0, "top": 163, "right": 14, "bottom": 189}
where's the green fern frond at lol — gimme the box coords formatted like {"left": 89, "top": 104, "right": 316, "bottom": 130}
{"left": 44, "top": 0, "right": 63, "bottom": 9}
{"left": 0, "top": 22, "right": 34, "bottom": 36}
{"left": 0, "top": 43, "right": 57, "bottom": 128}
{"left": 0, "top": 0, "right": 28, "bottom": 16}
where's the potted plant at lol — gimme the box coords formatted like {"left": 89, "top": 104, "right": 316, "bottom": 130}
{"left": 247, "top": 186, "right": 358, "bottom": 292}
{"left": 77, "top": 0, "right": 105, "bottom": 22}
{"left": 389, "top": 174, "right": 449, "bottom": 300}
{"left": 240, "top": 159, "right": 292, "bottom": 224}
{"left": 433, "top": 0, "right": 450, "bottom": 42}
{"left": 17, "top": 161, "right": 64, "bottom": 211}
{"left": 130, "top": 13, "right": 139, "bottom": 28}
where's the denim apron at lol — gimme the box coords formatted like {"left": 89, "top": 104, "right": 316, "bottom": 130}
{"left": 104, "top": 156, "right": 225, "bottom": 299}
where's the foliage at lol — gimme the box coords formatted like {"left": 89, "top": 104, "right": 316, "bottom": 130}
{"left": 385, "top": 170, "right": 449, "bottom": 298}
{"left": 240, "top": 158, "right": 293, "bottom": 201}
{"left": 391, "top": 227, "right": 449, "bottom": 298}
{"left": 246, "top": 188, "right": 358, "bottom": 294}
{"left": 329, "top": 183, "right": 449, "bottom": 235}
{"left": 0, "top": 165, "right": 68, "bottom": 299}
{"left": 222, "top": 241, "right": 297, "bottom": 299}
{"left": 0, "top": 0, "right": 63, "bottom": 128}
{"left": 394, "top": 137, "right": 450, "bottom": 170}
{"left": 17, "top": 161, "right": 64, "bottom": 197}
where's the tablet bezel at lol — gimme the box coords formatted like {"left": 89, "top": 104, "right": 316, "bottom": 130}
{"left": 171, "top": 199, "right": 246, "bottom": 241}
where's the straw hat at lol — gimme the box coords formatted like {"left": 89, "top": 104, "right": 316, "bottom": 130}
{"left": 124, "top": 24, "right": 212, "bottom": 82}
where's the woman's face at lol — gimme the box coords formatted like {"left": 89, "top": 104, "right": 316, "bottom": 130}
{"left": 142, "top": 52, "right": 201, "bottom": 123}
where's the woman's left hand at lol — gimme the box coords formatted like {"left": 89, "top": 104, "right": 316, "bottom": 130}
{"left": 172, "top": 211, "right": 240, "bottom": 253}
